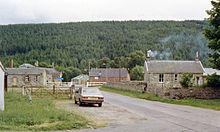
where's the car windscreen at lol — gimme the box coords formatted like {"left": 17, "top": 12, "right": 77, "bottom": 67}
{"left": 82, "top": 88, "right": 100, "bottom": 94}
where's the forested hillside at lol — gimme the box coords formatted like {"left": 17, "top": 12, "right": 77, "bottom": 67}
{"left": 0, "top": 21, "right": 210, "bottom": 73}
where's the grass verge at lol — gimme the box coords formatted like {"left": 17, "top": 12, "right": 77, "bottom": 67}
{"left": 0, "top": 92, "right": 90, "bottom": 131}
{"left": 100, "top": 87, "right": 220, "bottom": 111}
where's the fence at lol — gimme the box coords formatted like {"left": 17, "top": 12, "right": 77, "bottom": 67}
{"left": 23, "top": 85, "right": 74, "bottom": 99}
{"left": 47, "top": 82, "right": 72, "bottom": 87}
{"left": 87, "top": 82, "right": 106, "bottom": 87}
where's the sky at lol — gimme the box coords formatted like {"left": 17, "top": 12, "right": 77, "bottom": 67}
{"left": 0, "top": 0, "right": 212, "bottom": 25}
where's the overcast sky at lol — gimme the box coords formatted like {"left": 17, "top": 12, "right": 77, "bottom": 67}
{"left": 0, "top": 0, "right": 212, "bottom": 25}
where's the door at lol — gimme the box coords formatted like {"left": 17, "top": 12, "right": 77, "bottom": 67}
{"left": 13, "top": 77, "right": 17, "bottom": 86}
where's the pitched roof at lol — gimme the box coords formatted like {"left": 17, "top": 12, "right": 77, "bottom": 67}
{"left": 71, "top": 74, "right": 89, "bottom": 81}
{"left": 0, "top": 61, "right": 5, "bottom": 72}
{"left": 19, "top": 64, "right": 35, "bottom": 68}
{"left": 39, "top": 68, "right": 61, "bottom": 77}
{"left": 145, "top": 60, "right": 204, "bottom": 74}
{"left": 7, "top": 63, "right": 61, "bottom": 76}
{"left": 6, "top": 68, "right": 45, "bottom": 75}
{"left": 89, "top": 68, "right": 129, "bottom": 78}
{"left": 203, "top": 68, "right": 220, "bottom": 76}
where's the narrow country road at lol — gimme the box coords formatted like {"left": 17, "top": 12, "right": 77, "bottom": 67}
{"left": 75, "top": 91, "right": 220, "bottom": 132}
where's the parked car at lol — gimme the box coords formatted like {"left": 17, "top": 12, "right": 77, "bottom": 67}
{"left": 74, "top": 87, "right": 104, "bottom": 107}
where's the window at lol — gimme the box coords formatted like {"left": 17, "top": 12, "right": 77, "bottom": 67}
{"left": 35, "top": 76, "right": 38, "bottom": 81}
{"left": 196, "top": 77, "right": 200, "bottom": 85}
{"left": 174, "top": 74, "right": 178, "bottom": 82}
{"left": 95, "top": 77, "right": 99, "bottom": 80}
{"left": 25, "top": 75, "right": 30, "bottom": 82}
{"left": 159, "top": 74, "right": 164, "bottom": 82}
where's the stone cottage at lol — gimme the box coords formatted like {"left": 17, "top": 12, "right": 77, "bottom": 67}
{"left": 7, "top": 63, "right": 62, "bottom": 87}
{"left": 89, "top": 68, "right": 130, "bottom": 82}
{"left": 0, "top": 61, "right": 5, "bottom": 111}
{"left": 144, "top": 52, "right": 205, "bottom": 89}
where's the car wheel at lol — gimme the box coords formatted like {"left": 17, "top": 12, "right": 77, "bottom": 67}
{"left": 79, "top": 99, "right": 82, "bottom": 106}
{"left": 74, "top": 98, "right": 77, "bottom": 104}
{"left": 98, "top": 103, "right": 102, "bottom": 107}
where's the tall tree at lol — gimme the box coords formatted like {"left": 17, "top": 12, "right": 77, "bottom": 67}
{"left": 204, "top": 0, "right": 220, "bottom": 69}
{"left": 128, "top": 50, "right": 145, "bottom": 69}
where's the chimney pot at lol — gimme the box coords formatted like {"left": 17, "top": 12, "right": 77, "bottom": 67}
{"left": 146, "top": 50, "right": 150, "bottom": 61}
{"left": 9, "top": 59, "right": 13, "bottom": 68}
{"left": 35, "top": 61, "right": 39, "bottom": 67}
{"left": 195, "top": 51, "right": 199, "bottom": 62}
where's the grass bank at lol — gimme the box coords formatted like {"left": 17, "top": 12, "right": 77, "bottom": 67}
{"left": 100, "top": 87, "right": 220, "bottom": 111}
{"left": 0, "top": 92, "right": 90, "bottom": 131}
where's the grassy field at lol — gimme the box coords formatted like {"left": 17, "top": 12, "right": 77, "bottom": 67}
{"left": 100, "top": 87, "right": 220, "bottom": 111}
{"left": 0, "top": 92, "right": 90, "bottom": 131}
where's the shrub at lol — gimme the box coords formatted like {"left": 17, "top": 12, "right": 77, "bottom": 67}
{"left": 180, "top": 73, "right": 193, "bottom": 87}
{"left": 207, "top": 73, "right": 220, "bottom": 88}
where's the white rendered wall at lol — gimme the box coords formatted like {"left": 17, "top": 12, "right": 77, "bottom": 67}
{"left": 0, "top": 68, "right": 4, "bottom": 111}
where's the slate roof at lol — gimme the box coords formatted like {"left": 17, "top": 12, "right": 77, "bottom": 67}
{"left": 39, "top": 68, "right": 61, "bottom": 77}
{"left": 89, "top": 68, "right": 129, "bottom": 78}
{"left": 19, "top": 64, "right": 35, "bottom": 68}
{"left": 203, "top": 68, "right": 220, "bottom": 76}
{"left": 71, "top": 74, "right": 89, "bottom": 81}
{"left": 145, "top": 60, "right": 204, "bottom": 74}
{"left": 7, "top": 64, "right": 61, "bottom": 76}
{"left": 6, "top": 68, "right": 45, "bottom": 75}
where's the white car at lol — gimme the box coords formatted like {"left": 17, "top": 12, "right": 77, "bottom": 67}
{"left": 74, "top": 87, "right": 104, "bottom": 107}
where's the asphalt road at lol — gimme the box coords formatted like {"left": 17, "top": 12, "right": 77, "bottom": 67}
{"left": 76, "top": 91, "right": 220, "bottom": 132}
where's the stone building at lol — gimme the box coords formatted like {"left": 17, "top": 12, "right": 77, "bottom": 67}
{"left": 144, "top": 52, "right": 205, "bottom": 88}
{"left": 6, "top": 63, "right": 62, "bottom": 87}
{"left": 0, "top": 61, "right": 5, "bottom": 111}
{"left": 89, "top": 68, "right": 130, "bottom": 82}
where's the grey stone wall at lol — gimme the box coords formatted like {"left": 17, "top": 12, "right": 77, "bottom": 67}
{"left": 145, "top": 73, "right": 204, "bottom": 89}
{"left": 7, "top": 74, "right": 46, "bottom": 87}
{"left": 104, "top": 81, "right": 220, "bottom": 99}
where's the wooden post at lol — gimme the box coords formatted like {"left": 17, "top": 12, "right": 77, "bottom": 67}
{"left": 27, "top": 89, "right": 32, "bottom": 103}
{"left": 22, "top": 85, "right": 25, "bottom": 96}
{"left": 53, "top": 85, "right": 55, "bottom": 94}
{"left": 70, "top": 85, "right": 74, "bottom": 99}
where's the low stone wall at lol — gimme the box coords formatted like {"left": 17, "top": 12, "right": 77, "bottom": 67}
{"left": 104, "top": 81, "right": 220, "bottom": 99}
{"left": 104, "top": 81, "right": 144, "bottom": 92}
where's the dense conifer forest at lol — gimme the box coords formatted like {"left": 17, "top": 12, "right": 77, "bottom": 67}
{"left": 0, "top": 20, "right": 210, "bottom": 80}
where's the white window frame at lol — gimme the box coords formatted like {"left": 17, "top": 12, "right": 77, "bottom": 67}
{"left": 159, "top": 74, "right": 164, "bottom": 83}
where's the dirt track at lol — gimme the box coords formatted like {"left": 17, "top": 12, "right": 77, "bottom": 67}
{"left": 55, "top": 100, "right": 146, "bottom": 128}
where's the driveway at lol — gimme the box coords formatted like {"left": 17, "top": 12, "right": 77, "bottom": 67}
{"left": 72, "top": 91, "right": 220, "bottom": 132}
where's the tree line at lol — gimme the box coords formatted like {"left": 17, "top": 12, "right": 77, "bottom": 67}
{"left": 0, "top": 20, "right": 211, "bottom": 81}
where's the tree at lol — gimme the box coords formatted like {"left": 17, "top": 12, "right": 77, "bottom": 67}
{"left": 207, "top": 73, "right": 220, "bottom": 88}
{"left": 128, "top": 51, "right": 145, "bottom": 69}
{"left": 98, "top": 57, "right": 111, "bottom": 68}
{"left": 63, "top": 67, "right": 81, "bottom": 82}
{"left": 204, "top": 0, "right": 220, "bottom": 70}
{"left": 130, "top": 65, "right": 144, "bottom": 81}
{"left": 180, "top": 73, "right": 193, "bottom": 87}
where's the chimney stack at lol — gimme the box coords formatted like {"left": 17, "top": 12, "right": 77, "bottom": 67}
{"left": 9, "top": 59, "right": 13, "bottom": 68}
{"left": 146, "top": 50, "right": 150, "bottom": 61}
{"left": 35, "top": 61, "right": 39, "bottom": 67}
{"left": 195, "top": 51, "right": 199, "bottom": 62}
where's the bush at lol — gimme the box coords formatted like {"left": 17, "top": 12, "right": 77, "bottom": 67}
{"left": 180, "top": 73, "right": 193, "bottom": 87}
{"left": 207, "top": 73, "right": 220, "bottom": 88}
